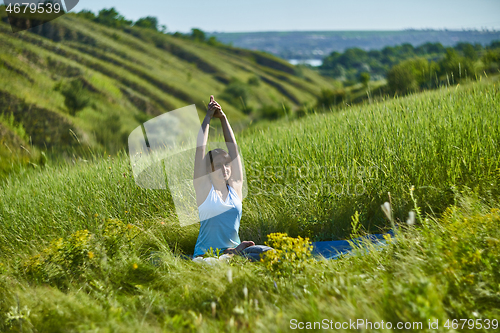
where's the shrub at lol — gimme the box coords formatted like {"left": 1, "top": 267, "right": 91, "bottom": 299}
{"left": 258, "top": 103, "right": 290, "bottom": 120}
{"left": 221, "top": 79, "right": 250, "bottom": 112}
{"left": 206, "top": 36, "right": 219, "bottom": 46}
{"left": 23, "top": 229, "right": 93, "bottom": 287}
{"left": 316, "top": 89, "right": 346, "bottom": 109}
{"left": 103, "top": 218, "right": 141, "bottom": 258}
{"left": 23, "top": 219, "right": 141, "bottom": 289}
{"left": 247, "top": 76, "right": 260, "bottom": 86}
{"left": 261, "top": 233, "right": 315, "bottom": 277}
{"left": 438, "top": 207, "right": 500, "bottom": 289}
{"left": 0, "top": 112, "right": 27, "bottom": 141}
{"left": 93, "top": 113, "right": 124, "bottom": 154}
{"left": 294, "top": 107, "right": 311, "bottom": 118}
{"left": 55, "top": 79, "right": 90, "bottom": 116}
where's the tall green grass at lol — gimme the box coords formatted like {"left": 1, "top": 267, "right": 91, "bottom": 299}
{"left": 0, "top": 188, "right": 499, "bottom": 332}
{"left": 243, "top": 79, "right": 500, "bottom": 237}
{"left": 1, "top": 79, "right": 499, "bottom": 258}
{"left": 0, "top": 79, "right": 499, "bottom": 332}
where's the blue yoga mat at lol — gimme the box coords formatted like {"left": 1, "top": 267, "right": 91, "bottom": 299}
{"left": 171, "top": 230, "right": 396, "bottom": 263}
{"left": 311, "top": 230, "right": 395, "bottom": 260}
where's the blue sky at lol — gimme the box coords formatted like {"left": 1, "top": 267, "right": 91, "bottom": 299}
{"left": 73, "top": 0, "right": 500, "bottom": 33}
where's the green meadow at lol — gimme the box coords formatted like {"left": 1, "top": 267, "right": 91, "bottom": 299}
{"left": 0, "top": 77, "right": 499, "bottom": 331}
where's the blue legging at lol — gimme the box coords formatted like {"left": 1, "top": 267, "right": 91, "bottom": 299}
{"left": 239, "top": 245, "right": 274, "bottom": 262}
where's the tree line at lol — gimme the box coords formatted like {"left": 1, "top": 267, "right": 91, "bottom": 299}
{"left": 321, "top": 42, "right": 498, "bottom": 80}
{"left": 320, "top": 40, "right": 500, "bottom": 95}
{"left": 74, "top": 8, "right": 219, "bottom": 45}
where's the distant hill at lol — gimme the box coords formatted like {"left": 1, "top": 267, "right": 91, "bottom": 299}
{"left": 209, "top": 30, "right": 500, "bottom": 61}
{"left": 0, "top": 7, "right": 337, "bottom": 175}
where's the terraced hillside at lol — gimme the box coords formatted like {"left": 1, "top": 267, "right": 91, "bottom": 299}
{"left": 0, "top": 7, "right": 336, "bottom": 173}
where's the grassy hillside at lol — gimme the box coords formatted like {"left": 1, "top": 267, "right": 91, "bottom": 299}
{"left": 0, "top": 78, "right": 499, "bottom": 332}
{"left": 1, "top": 78, "right": 499, "bottom": 253}
{"left": 0, "top": 7, "right": 336, "bottom": 176}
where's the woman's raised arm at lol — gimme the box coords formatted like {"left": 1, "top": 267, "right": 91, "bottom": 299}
{"left": 193, "top": 96, "right": 217, "bottom": 181}
{"left": 212, "top": 100, "right": 243, "bottom": 184}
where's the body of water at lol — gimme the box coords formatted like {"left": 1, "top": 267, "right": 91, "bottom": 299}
{"left": 288, "top": 59, "right": 323, "bottom": 67}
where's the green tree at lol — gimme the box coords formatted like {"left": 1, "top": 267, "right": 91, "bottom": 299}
{"left": 399, "top": 43, "right": 415, "bottom": 58}
{"left": 457, "top": 43, "right": 478, "bottom": 61}
{"left": 94, "top": 8, "right": 132, "bottom": 28}
{"left": 338, "top": 48, "right": 368, "bottom": 69}
{"left": 482, "top": 49, "right": 500, "bottom": 73}
{"left": 409, "top": 58, "right": 431, "bottom": 88}
{"left": 76, "top": 9, "right": 96, "bottom": 20}
{"left": 332, "top": 64, "right": 346, "bottom": 79}
{"left": 489, "top": 41, "right": 500, "bottom": 49}
{"left": 191, "top": 28, "right": 206, "bottom": 42}
{"left": 415, "top": 42, "right": 445, "bottom": 55}
{"left": 388, "top": 57, "right": 439, "bottom": 94}
{"left": 359, "top": 72, "right": 370, "bottom": 87}
{"left": 381, "top": 46, "right": 397, "bottom": 59}
{"left": 134, "top": 16, "right": 159, "bottom": 31}
{"left": 387, "top": 62, "right": 417, "bottom": 95}
{"left": 207, "top": 36, "right": 218, "bottom": 46}
{"left": 439, "top": 48, "right": 474, "bottom": 82}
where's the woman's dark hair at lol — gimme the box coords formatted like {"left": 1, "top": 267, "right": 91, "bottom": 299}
{"left": 205, "top": 148, "right": 230, "bottom": 173}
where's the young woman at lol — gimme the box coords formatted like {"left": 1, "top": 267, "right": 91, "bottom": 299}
{"left": 192, "top": 96, "right": 271, "bottom": 260}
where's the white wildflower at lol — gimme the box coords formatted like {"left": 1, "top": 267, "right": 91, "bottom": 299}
{"left": 407, "top": 211, "right": 416, "bottom": 225}
{"left": 243, "top": 286, "right": 248, "bottom": 299}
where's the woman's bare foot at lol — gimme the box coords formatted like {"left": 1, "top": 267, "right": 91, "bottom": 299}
{"left": 235, "top": 241, "right": 255, "bottom": 252}
{"left": 223, "top": 241, "right": 255, "bottom": 255}
{"left": 223, "top": 248, "right": 237, "bottom": 255}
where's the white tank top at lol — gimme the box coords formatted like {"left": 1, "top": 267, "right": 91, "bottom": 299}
{"left": 193, "top": 184, "right": 242, "bottom": 257}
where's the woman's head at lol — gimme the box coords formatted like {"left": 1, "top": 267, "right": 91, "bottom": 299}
{"left": 205, "top": 149, "right": 231, "bottom": 182}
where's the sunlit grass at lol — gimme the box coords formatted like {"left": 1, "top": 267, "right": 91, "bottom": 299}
{"left": 0, "top": 79, "right": 499, "bottom": 332}
{"left": 1, "top": 79, "right": 499, "bottom": 254}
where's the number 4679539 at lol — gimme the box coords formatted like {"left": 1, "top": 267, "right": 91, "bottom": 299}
{"left": 6, "top": 3, "right": 61, "bottom": 14}
{"left": 444, "top": 319, "right": 498, "bottom": 330}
